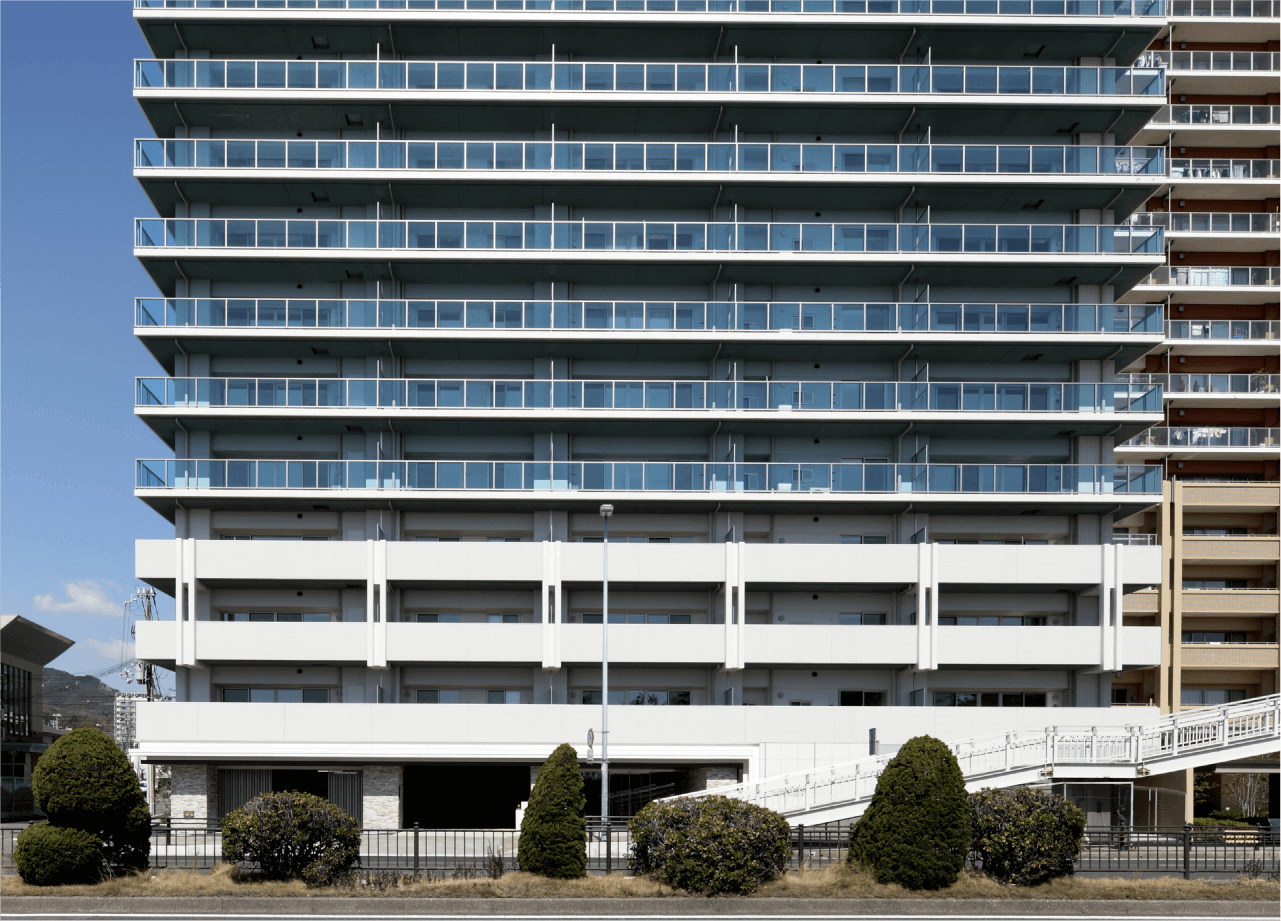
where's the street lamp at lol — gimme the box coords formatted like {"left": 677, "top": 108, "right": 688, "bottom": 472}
{"left": 599, "top": 503, "right": 614, "bottom": 873}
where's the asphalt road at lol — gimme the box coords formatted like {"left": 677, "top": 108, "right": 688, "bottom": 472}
{"left": 3, "top": 907, "right": 1277, "bottom": 919}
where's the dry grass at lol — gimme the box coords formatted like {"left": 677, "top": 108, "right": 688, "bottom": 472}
{"left": 3, "top": 862, "right": 1278, "bottom": 900}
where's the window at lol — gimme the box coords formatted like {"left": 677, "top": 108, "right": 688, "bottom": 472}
{"left": 416, "top": 689, "right": 461, "bottom": 703}
{"left": 1184, "top": 528, "right": 1248, "bottom": 536}
{"left": 488, "top": 690, "right": 521, "bottom": 704}
{"left": 487, "top": 614, "right": 520, "bottom": 624}
{"left": 938, "top": 615, "right": 1046, "bottom": 626}
{"left": 841, "top": 535, "right": 887, "bottom": 544}
{"left": 417, "top": 613, "right": 461, "bottom": 623}
{"left": 839, "top": 613, "right": 887, "bottom": 625}
{"left": 487, "top": 537, "right": 524, "bottom": 542}
{"left": 839, "top": 690, "right": 885, "bottom": 706}
{"left": 220, "top": 611, "right": 330, "bottom": 622}
{"left": 582, "top": 689, "right": 690, "bottom": 705}
{"left": 220, "top": 535, "right": 328, "bottom": 541}
{"left": 1111, "top": 688, "right": 1130, "bottom": 704}
{"left": 1182, "top": 631, "right": 1248, "bottom": 644}
{"left": 222, "top": 688, "right": 329, "bottom": 702}
{"left": 908, "top": 689, "right": 924, "bottom": 706}
{"left": 418, "top": 536, "right": 461, "bottom": 542}
{"left": 1183, "top": 580, "right": 1249, "bottom": 589}
{"left": 790, "top": 700, "right": 813, "bottom": 706}
{"left": 581, "top": 613, "right": 692, "bottom": 624}
{"left": 1181, "top": 688, "right": 1247, "bottom": 706}
{"left": 934, "top": 691, "right": 1046, "bottom": 707}
{"left": 2, "top": 663, "right": 32, "bottom": 737}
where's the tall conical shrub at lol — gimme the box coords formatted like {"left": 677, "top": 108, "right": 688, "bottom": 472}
{"left": 518, "top": 743, "right": 586, "bottom": 878}
{"left": 23, "top": 727, "right": 151, "bottom": 879}
{"left": 848, "top": 735, "right": 970, "bottom": 890}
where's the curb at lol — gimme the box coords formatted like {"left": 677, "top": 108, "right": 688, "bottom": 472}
{"left": 2, "top": 897, "right": 1278, "bottom": 916}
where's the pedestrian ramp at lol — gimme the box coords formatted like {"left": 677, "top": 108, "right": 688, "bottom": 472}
{"left": 676, "top": 694, "right": 1280, "bottom": 825}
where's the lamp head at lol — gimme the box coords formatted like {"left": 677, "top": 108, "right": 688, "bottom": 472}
{"left": 599, "top": 504, "right": 614, "bottom": 518}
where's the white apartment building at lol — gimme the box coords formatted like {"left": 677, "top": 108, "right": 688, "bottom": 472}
{"left": 129, "top": 0, "right": 1181, "bottom": 829}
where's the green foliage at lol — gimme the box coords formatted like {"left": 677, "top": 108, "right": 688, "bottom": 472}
{"left": 848, "top": 735, "right": 970, "bottom": 890}
{"left": 13, "top": 823, "right": 103, "bottom": 886}
{"left": 630, "top": 795, "right": 791, "bottom": 895}
{"left": 1193, "top": 815, "right": 1254, "bottom": 828}
{"left": 518, "top": 743, "right": 587, "bottom": 878}
{"left": 968, "top": 787, "right": 1085, "bottom": 886}
{"left": 221, "top": 791, "right": 361, "bottom": 886}
{"left": 30, "top": 727, "right": 150, "bottom": 871}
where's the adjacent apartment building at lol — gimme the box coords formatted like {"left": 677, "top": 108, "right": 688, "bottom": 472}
{"left": 130, "top": 0, "right": 1189, "bottom": 829}
{"left": 1110, "top": 5, "right": 1279, "bottom": 818}
{"left": 2, "top": 616, "right": 74, "bottom": 821}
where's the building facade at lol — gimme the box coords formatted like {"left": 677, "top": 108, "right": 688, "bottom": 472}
{"left": 129, "top": 0, "right": 1183, "bottom": 828}
{"left": 1110, "top": 7, "right": 1279, "bottom": 820}
{"left": 1, "top": 615, "right": 74, "bottom": 821}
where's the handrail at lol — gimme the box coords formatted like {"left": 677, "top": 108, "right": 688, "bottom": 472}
{"left": 1122, "top": 426, "right": 1280, "bottom": 447}
{"left": 1124, "top": 212, "right": 1279, "bottom": 233}
{"left": 135, "top": 376, "right": 1163, "bottom": 413}
{"left": 1150, "top": 104, "right": 1281, "bottom": 125}
{"left": 134, "top": 58, "right": 1165, "bottom": 96}
{"left": 1117, "top": 373, "right": 1279, "bottom": 394}
{"left": 1139, "top": 266, "right": 1279, "bottom": 286}
{"left": 135, "top": 138, "right": 1165, "bottom": 177}
{"left": 1169, "top": 158, "right": 1279, "bottom": 179}
{"left": 135, "top": 458, "right": 1165, "bottom": 495}
{"left": 133, "top": 0, "right": 1169, "bottom": 15}
{"left": 676, "top": 693, "right": 1281, "bottom": 818}
{"left": 1137, "top": 50, "right": 1281, "bottom": 70}
{"left": 1166, "top": 319, "right": 1278, "bottom": 340}
{"left": 134, "top": 297, "right": 1165, "bottom": 334}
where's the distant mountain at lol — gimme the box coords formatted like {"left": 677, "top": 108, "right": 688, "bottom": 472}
{"left": 40, "top": 667, "right": 119, "bottom": 733}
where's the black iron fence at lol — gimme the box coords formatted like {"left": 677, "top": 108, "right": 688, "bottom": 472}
{"left": 3, "top": 822, "right": 1276, "bottom": 879}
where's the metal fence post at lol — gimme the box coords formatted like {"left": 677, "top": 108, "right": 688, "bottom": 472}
{"left": 796, "top": 823, "right": 804, "bottom": 872}
{"left": 413, "top": 822, "right": 419, "bottom": 872}
{"left": 1183, "top": 824, "right": 1191, "bottom": 880}
{"left": 605, "top": 818, "right": 613, "bottom": 875}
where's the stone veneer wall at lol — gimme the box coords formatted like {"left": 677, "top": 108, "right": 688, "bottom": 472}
{"left": 171, "top": 764, "right": 218, "bottom": 826}
{"left": 362, "top": 764, "right": 402, "bottom": 828}
{"left": 691, "top": 765, "right": 740, "bottom": 791}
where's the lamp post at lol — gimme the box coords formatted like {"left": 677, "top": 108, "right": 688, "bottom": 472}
{"left": 599, "top": 502, "right": 614, "bottom": 873}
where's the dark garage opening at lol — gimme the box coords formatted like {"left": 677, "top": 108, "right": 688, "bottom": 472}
{"left": 273, "top": 769, "right": 329, "bottom": 799}
{"left": 404, "top": 764, "right": 532, "bottom": 828}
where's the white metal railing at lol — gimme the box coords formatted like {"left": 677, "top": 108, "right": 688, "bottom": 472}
{"left": 1137, "top": 50, "right": 1280, "bottom": 70}
{"left": 1124, "top": 212, "right": 1279, "bottom": 234}
{"left": 1117, "top": 373, "right": 1279, "bottom": 394}
{"left": 1169, "top": 157, "right": 1279, "bottom": 179}
{"left": 680, "top": 693, "right": 1281, "bottom": 818}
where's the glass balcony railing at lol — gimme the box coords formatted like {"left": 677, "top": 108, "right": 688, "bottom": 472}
{"left": 134, "top": 59, "right": 1165, "bottom": 96}
{"left": 1123, "top": 426, "right": 1280, "bottom": 448}
{"left": 134, "top": 0, "right": 1168, "bottom": 15}
{"left": 1169, "top": 0, "right": 1279, "bottom": 15}
{"left": 1150, "top": 104, "right": 1280, "bottom": 125}
{"left": 1137, "top": 50, "right": 1280, "bottom": 71}
{"left": 1166, "top": 319, "right": 1278, "bottom": 340}
{"left": 1139, "top": 266, "right": 1279, "bottom": 286}
{"left": 136, "top": 458, "right": 1165, "bottom": 495}
{"left": 135, "top": 139, "right": 1165, "bottom": 176}
{"left": 1118, "top": 373, "right": 1279, "bottom": 394}
{"left": 136, "top": 376, "right": 1163, "bottom": 413}
{"left": 135, "top": 298, "right": 1164, "bottom": 334}
{"left": 1169, "top": 158, "right": 1279, "bottom": 179}
{"left": 1124, "top": 212, "right": 1279, "bottom": 233}
{"left": 134, "top": 218, "right": 1165, "bottom": 255}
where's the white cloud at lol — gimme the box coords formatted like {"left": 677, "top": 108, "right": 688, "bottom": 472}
{"left": 81, "top": 637, "right": 135, "bottom": 665}
{"left": 33, "top": 580, "right": 120, "bottom": 617}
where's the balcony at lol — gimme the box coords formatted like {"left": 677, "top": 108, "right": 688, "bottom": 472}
{"left": 1181, "top": 589, "right": 1280, "bottom": 616}
{"left": 1121, "top": 426, "right": 1279, "bottom": 452}
{"left": 1139, "top": 51, "right": 1280, "bottom": 71}
{"left": 937, "top": 624, "right": 1160, "bottom": 667}
{"left": 134, "top": 218, "right": 1164, "bottom": 257}
{"left": 1182, "top": 535, "right": 1280, "bottom": 562}
{"left": 134, "top": 297, "right": 1164, "bottom": 337}
{"left": 385, "top": 622, "right": 544, "bottom": 663}
{"left": 1179, "top": 482, "right": 1280, "bottom": 508}
{"left": 133, "top": 0, "right": 1169, "bottom": 16}
{"left": 134, "top": 59, "right": 1164, "bottom": 97}
{"left": 135, "top": 138, "right": 1166, "bottom": 179}
{"left": 136, "top": 458, "right": 1164, "bottom": 498}
{"left": 1128, "top": 267, "right": 1279, "bottom": 305}
{"left": 1180, "top": 643, "right": 1280, "bottom": 669}
{"left": 742, "top": 624, "right": 918, "bottom": 665}
{"left": 1169, "top": 0, "right": 1279, "bottom": 15}
{"left": 561, "top": 624, "right": 725, "bottom": 664}
{"left": 1124, "top": 213, "right": 1277, "bottom": 257}
{"left": 135, "top": 376, "right": 1162, "bottom": 417}
{"left": 1169, "top": 158, "right": 1278, "bottom": 180}
{"left": 1166, "top": 319, "right": 1277, "bottom": 341}
{"left": 1117, "top": 374, "right": 1278, "bottom": 405}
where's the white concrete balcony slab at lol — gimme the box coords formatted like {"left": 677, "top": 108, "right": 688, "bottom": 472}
{"left": 937, "top": 625, "right": 1161, "bottom": 668}
{"left": 935, "top": 543, "right": 1161, "bottom": 587}
{"left": 743, "top": 543, "right": 919, "bottom": 585}
{"left": 744, "top": 624, "right": 918, "bottom": 665}
{"left": 386, "top": 622, "right": 544, "bottom": 663}
{"left": 559, "top": 541, "right": 726, "bottom": 584}
{"left": 560, "top": 624, "right": 726, "bottom": 664}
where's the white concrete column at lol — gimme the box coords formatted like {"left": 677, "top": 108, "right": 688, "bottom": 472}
{"left": 372, "top": 541, "right": 389, "bottom": 668}
{"left": 1111, "top": 543, "right": 1125, "bottom": 671}
{"left": 736, "top": 541, "right": 747, "bottom": 670}
{"left": 723, "top": 541, "right": 744, "bottom": 670}
{"left": 180, "top": 540, "right": 198, "bottom": 667}
{"left": 366, "top": 540, "right": 377, "bottom": 668}
{"left": 173, "top": 539, "right": 186, "bottom": 665}
{"left": 915, "top": 542, "right": 937, "bottom": 671}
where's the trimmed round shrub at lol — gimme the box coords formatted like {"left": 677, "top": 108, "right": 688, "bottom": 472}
{"left": 221, "top": 790, "right": 360, "bottom": 886}
{"left": 30, "top": 727, "right": 150, "bottom": 871}
{"left": 630, "top": 795, "right": 791, "bottom": 895}
{"left": 13, "top": 823, "right": 103, "bottom": 886}
{"left": 518, "top": 743, "right": 587, "bottom": 878}
{"left": 969, "top": 787, "right": 1085, "bottom": 886}
{"left": 848, "top": 735, "right": 970, "bottom": 890}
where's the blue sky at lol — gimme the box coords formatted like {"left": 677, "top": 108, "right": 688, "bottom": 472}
{"left": 2, "top": 1, "right": 173, "bottom": 691}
